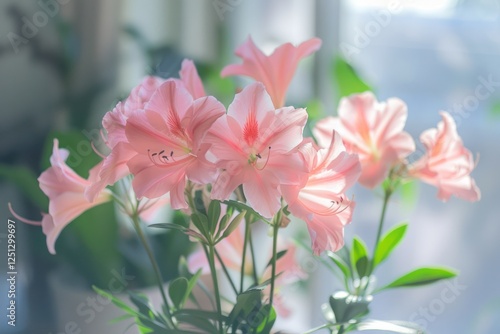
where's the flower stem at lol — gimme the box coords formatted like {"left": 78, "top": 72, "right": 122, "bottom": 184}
{"left": 131, "top": 214, "right": 175, "bottom": 328}
{"left": 269, "top": 210, "right": 281, "bottom": 309}
{"left": 240, "top": 220, "right": 250, "bottom": 293}
{"left": 248, "top": 226, "right": 259, "bottom": 285}
{"left": 214, "top": 248, "right": 238, "bottom": 296}
{"left": 371, "top": 186, "right": 393, "bottom": 273}
{"left": 205, "top": 244, "right": 223, "bottom": 333}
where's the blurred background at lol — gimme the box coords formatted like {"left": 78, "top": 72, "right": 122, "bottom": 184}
{"left": 1, "top": 0, "right": 499, "bottom": 333}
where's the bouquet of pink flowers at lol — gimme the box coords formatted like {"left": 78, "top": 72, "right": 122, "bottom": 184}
{"left": 11, "top": 37, "right": 479, "bottom": 333}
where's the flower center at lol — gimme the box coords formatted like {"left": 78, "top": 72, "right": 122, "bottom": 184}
{"left": 248, "top": 146, "right": 271, "bottom": 170}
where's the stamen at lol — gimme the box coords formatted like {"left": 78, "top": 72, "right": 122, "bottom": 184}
{"left": 147, "top": 148, "right": 185, "bottom": 166}
{"left": 303, "top": 195, "right": 351, "bottom": 216}
{"left": 91, "top": 141, "right": 107, "bottom": 159}
{"left": 256, "top": 146, "right": 271, "bottom": 171}
{"left": 8, "top": 203, "right": 42, "bottom": 226}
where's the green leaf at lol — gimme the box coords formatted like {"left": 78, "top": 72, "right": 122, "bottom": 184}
{"left": 168, "top": 277, "right": 189, "bottom": 310}
{"left": 228, "top": 290, "right": 262, "bottom": 328}
{"left": 266, "top": 249, "right": 288, "bottom": 268}
{"left": 326, "top": 251, "right": 351, "bottom": 280}
{"left": 0, "top": 164, "right": 48, "bottom": 209}
{"left": 351, "top": 236, "right": 370, "bottom": 278}
{"left": 221, "top": 210, "right": 246, "bottom": 239}
{"left": 381, "top": 267, "right": 457, "bottom": 290}
{"left": 128, "top": 291, "right": 153, "bottom": 317}
{"left": 374, "top": 223, "right": 408, "bottom": 267}
{"left": 328, "top": 291, "right": 371, "bottom": 323}
{"left": 216, "top": 213, "right": 232, "bottom": 238}
{"left": 398, "top": 180, "right": 419, "bottom": 211}
{"left": 223, "top": 200, "right": 268, "bottom": 223}
{"left": 256, "top": 304, "right": 276, "bottom": 333}
{"left": 184, "top": 269, "right": 202, "bottom": 307}
{"left": 191, "top": 212, "right": 209, "bottom": 237}
{"left": 332, "top": 56, "right": 372, "bottom": 103}
{"left": 207, "top": 200, "right": 221, "bottom": 235}
{"left": 305, "top": 99, "right": 324, "bottom": 121}
{"left": 108, "top": 313, "right": 135, "bottom": 325}
{"left": 174, "top": 313, "right": 219, "bottom": 333}
{"left": 93, "top": 286, "right": 137, "bottom": 316}
{"left": 489, "top": 100, "right": 500, "bottom": 119}
{"left": 355, "top": 319, "right": 423, "bottom": 333}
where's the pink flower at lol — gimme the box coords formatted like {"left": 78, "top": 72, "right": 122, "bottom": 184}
{"left": 409, "top": 111, "right": 480, "bottom": 202}
{"left": 206, "top": 82, "right": 308, "bottom": 218}
{"left": 314, "top": 92, "right": 415, "bottom": 188}
{"left": 86, "top": 60, "right": 206, "bottom": 202}
{"left": 125, "top": 80, "right": 225, "bottom": 209}
{"left": 221, "top": 37, "right": 322, "bottom": 108}
{"left": 84, "top": 74, "right": 164, "bottom": 202}
{"left": 282, "top": 132, "right": 361, "bottom": 255}
{"left": 10, "top": 139, "right": 111, "bottom": 254}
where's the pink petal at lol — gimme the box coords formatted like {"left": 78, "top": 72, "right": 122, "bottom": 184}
{"left": 85, "top": 142, "right": 134, "bottom": 202}
{"left": 242, "top": 169, "right": 281, "bottom": 218}
{"left": 179, "top": 59, "right": 206, "bottom": 99}
{"left": 222, "top": 37, "right": 322, "bottom": 108}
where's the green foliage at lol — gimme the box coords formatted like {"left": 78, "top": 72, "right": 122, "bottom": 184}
{"left": 168, "top": 277, "right": 189, "bottom": 310}
{"left": 266, "top": 249, "right": 288, "bottom": 269}
{"left": 332, "top": 56, "right": 373, "bottom": 105}
{"left": 227, "top": 290, "right": 276, "bottom": 333}
{"left": 373, "top": 223, "right": 408, "bottom": 267}
{"left": 381, "top": 267, "right": 457, "bottom": 291}
{"left": 351, "top": 237, "right": 370, "bottom": 278}
{"left": 398, "top": 180, "right": 419, "bottom": 211}
{"left": 0, "top": 164, "right": 48, "bottom": 209}
{"left": 305, "top": 99, "right": 325, "bottom": 121}
{"left": 328, "top": 292, "right": 371, "bottom": 324}
{"left": 352, "top": 319, "right": 423, "bottom": 333}
{"left": 220, "top": 210, "right": 246, "bottom": 240}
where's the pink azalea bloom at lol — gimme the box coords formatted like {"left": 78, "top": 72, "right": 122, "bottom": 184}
{"left": 282, "top": 132, "right": 361, "bottom": 255}
{"left": 221, "top": 37, "right": 322, "bottom": 108}
{"left": 86, "top": 60, "right": 206, "bottom": 202}
{"left": 10, "top": 139, "right": 111, "bottom": 254}
{"left": 125, "top": 80, "right": 225, "bottom": 209}
{"left": 206, "top": 83, "right": 308, "bottom": 218}
{"left": 409, "top": 111, "right": 480, "bottom": 202}
{"left": 314, "top": 92, "right": 415, "bottom": 188}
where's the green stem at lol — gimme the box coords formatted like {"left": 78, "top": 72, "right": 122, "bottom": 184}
{"left": 131, "top": 214, "right": 175, "bottom": 328}
{"left": 268, "top": 211, "right": 281, "bottom": 309}
{"left": 214, "top": 248, "right": 238, "bottom": 296}
{"left": 371, "top": 187, "right": 393, "bottom": 273}
{"left": 205, "top": 244, "right": 223, "bottom": 334}
{"left": 248, "top": 227, "right": 259, "bottom": 285}
{"left": 240, "top": 220, "right": 250, "bottom": 293}
{"left": 303, "top": 324, "right": 330, "bottom": 334}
